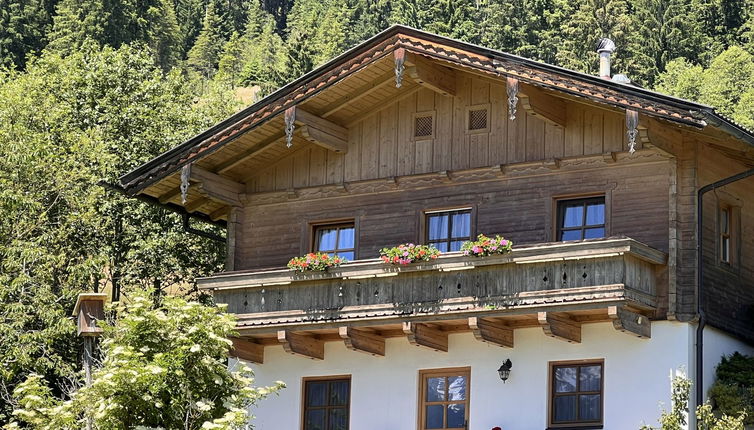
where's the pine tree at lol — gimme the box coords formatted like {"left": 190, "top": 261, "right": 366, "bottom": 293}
{"left": 187, "top": 0, "right": 226, "bottom": 78}
{"left": 347, "top": 0, "right": 392, "bottom": 46}
{"left": 285, "top": 0, "right": 349, "bottom": 79}
{"left": 0, "top": 0, "right": 57, "bottom": 69}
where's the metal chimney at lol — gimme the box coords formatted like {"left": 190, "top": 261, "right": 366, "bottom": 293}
{"left": 596, "top": 38, "right": 616, "bottom": 79}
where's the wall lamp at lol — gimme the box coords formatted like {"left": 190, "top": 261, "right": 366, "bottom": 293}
{"left": 498, "top": 359, "right": 512, "bottom": 383}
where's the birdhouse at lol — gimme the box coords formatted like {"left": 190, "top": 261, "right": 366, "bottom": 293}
{"left": 73, "top": 293, "right": 107, "bottom": 337}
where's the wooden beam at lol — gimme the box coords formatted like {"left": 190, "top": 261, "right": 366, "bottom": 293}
{"left": 215, "top": 132, "right": 285, "bottom": 174}
{"left": 300, "top": 125, "right": 348, "bottom": 153}
{"left": 519, "top": 83, "right": 567, "bottom": 127}
{"left": 405, "top": 52, "right": 456, "bottom": 97}
{"left": 538, "top": 312, "right": 581, "bottom": 343}
{"left": 158, "top": 186, "right": 181, "bottom": 204}
{"left": 185, "top": 196, "right": 210, "bottom": 213}
{"left": 190, "top": 166, "right": 244, "bottom": 206}
{"left": 339, "top": 327, "right": 385, "bottom": 356}
{"left": 209, "top": 206, "right": 229, "bottom": 221}
{"left": 321, "top": 71, "right": 396, "bottom": 118}
{"left": 402, "top": 322, "right": 447, "bottom": 352}
{"left": 293, "top": 108, "right": 349, "bottom": 153}
{"left": 608, "top": 306, "right": 651, "bottom": 339}
{"left": 277, "top": 330, "right": 324, "bottom": 360}
{"left": 229, "top": 337, "right": 264, "bottom": 364}
{"left": 468, "top": 317, "right": 513, "bottom": 348}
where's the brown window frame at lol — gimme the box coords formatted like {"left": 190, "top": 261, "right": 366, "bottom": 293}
{"left": 556, "top": 196, "right": 606, "bottom": 241}
{"left": 719, "top": 205, "right": 732, "bottom": 264}
{"left": 465, "top": 103, "right": 490, "bottom": 134}
{"left": 412, "top": 110, "right": 436, "bottom": 140}
{"left": 301, "top": 376, "right": 351, "bottom": 430}
{"left": 417, "top": 367, "right": 471, "bottom": 430}
{"left": 312, "top": 222, "right": 357, "bottom": 260}
{"left": 424, "top": 208, "right": 473, "bottom": 252}
{"left": 548, "top": 360, "right": 604, "bottom": 429}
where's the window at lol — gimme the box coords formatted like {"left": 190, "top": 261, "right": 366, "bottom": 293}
{"left": 426, "top": 209, "right": 472, "bottom": 252}
{"left": 418, "top": 368, "right": 470, "bottom": 430}
{"left": 557, "top": 197, "right": 606, "bottom": 241}
{"left": 303, "top": 377, "right": 350, "bottom": 430}
{"left": 314, "top": 223, "right": 355, "bottom": 260}
{"left": 466, "top": 104, "right": 489, "bottom": 133}
{"left": 549, "top": 361, "right": 603, "bottom": 427}
{"left": 720, "top": 206, "right": 731, "bottom": 263}
{"left": 413, "top": 111, "right": 436, "bottom": 139}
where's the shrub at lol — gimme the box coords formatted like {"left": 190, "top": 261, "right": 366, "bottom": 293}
{"left": 461, "top": 234, "right": 513, "bottom": 257}
{"left": 287, "top": 252, "right": 345, "bottom": 272}
{"left": 710, "top": 352, "right": 754, "bottom": 424}
{"left": 380, "top": 243, "right": 440, "bottom": 265}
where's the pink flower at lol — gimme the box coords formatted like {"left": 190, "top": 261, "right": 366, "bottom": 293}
{"left": 501, "top": 240, "right": 508, "bottom": 246}
{"left": 491, "top": 246, "right": 498, "bottom": 251}
{"left": 472, "top": 246, "right": 481, "bottom": 253}
{"left": 403, "top": 251, "right": 409, "bottom": 257}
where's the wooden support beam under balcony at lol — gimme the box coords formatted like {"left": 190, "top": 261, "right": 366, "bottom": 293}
{"left": 229, "top": 337, "right": 264, "bottom": 364}
{"left": 403, "top": 322, "right": 448, "bottom": 352}
{"left": 277, "top": 330, "right": 324, "bottom": 360}
{"left": 608, "top": 306, "right": 651, "bottom": 339}
{"left": 339, "top": 327, "right": 385, "bottom": 356}
{"left": 538, "top": 312, "right": 581, "bottom": 343}
{"left": 405, "top": 52, "right": 456, "bottom": 97}
{"left": 468, "top": 317, "right": 514, "bottom": 348}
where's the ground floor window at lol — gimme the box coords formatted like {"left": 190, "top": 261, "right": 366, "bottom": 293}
{"left": 549, "top": 360, "right": 604, "bottom": 427}
{"left": 303, "top": 376, "right": 350, "bottom": 430}
{"left": 418, "top": 367, "right": 470, "bottom": 430}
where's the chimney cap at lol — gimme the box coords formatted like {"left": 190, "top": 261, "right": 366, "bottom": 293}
{"left": 596, "top": 38, "right": 616, "bottom": 53}
{"left": 611, "top": 74, "right": 631, "bottom": 84}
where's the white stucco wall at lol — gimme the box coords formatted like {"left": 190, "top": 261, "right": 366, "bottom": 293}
{"left": 245, "top": 321, "right": 711, "bottom": 430}
{"left": 700, "top": 325, "right": 754, "bottom": 400}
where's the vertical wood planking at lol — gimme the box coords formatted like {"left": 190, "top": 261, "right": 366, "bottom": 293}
{"left": 603, "top": 111, "right": 624, "bottom": 153}
{"left": 468, "top": 79, "right": 490, "bottom": 168}
{"left": 293, "top": 147, "right": 311, "bottom": 188}
{"left": 309, "top": 146, "right": 327, "bottom": 185}
{"left": 489, "top": 83, "right": 508, "bottom": 165}
{"left": 452, "top": 76, "right": 471, "bottom": 170}
{"left": 415, "top": 89, "right": 435, "bottom": 173}
{"left": 397, "top": 94, "right": 416, "bottom": 176}
{"left": 344, "top": 122, "right": 361, "bottom": 182}
{"left": 544, "top": 123, "right": 564, "bottom": 159}
{"left": 326, "top": 151, "right": 344, "bottom": 184}
{"left": 434, "top": 92, "right": 453, "bottom": 171}
{"left": 379, "top": 104, "right": 398, "bottom": 177}
{"left": 526, "top": 116, "right": 545, "bottom": 161}
{"left": 564, "top": 104, "right": 584, "bottom": 157}
{"left": 361, "top": 114, "right": 380, "bottom": 179}
{"left": 583, "top": 108, "right": 604, "bottom": 154}
{"left": 275, "top": 157, "right": 293, "bottom": 190}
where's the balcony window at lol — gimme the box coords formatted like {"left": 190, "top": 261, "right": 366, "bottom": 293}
{"left": 426, "top": 209, "right": 472, "bottom": 252}
{"left": 419, "top": 368, "right": 470, "bottom": 430}
{"left": 303, "top": 377, "right": 350, "bottom": 430}
{"left": 550, "top": 361, "right": 603, "bottom": 427}
{"left": 314, "top": 223, "right": 355, "bottom": 260}
{"left": 557, "top": 197, "right": 606, "bottom": 241}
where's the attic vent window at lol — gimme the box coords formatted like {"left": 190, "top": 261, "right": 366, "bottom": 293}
{"left": 469, "top": 109, "right": 488, "bottom": 131}
{"left": 415, "top": 115, "right": 434, "bottom": 138}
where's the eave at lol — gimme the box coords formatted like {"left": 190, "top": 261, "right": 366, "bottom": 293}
{"left": 117, "top": 25, "right": 754, "bottom": 201}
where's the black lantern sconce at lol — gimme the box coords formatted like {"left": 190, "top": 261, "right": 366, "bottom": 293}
{"left": 498, "top": 359, "right": 512, "bottom": 383}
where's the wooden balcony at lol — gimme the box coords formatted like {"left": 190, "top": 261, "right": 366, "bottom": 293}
{"left": 199, "top": 237, "right": 666, "bottom": 363}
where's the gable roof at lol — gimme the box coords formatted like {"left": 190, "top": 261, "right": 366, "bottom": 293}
{"left": 119, "top": 25, "right": 754, "bottom": 195}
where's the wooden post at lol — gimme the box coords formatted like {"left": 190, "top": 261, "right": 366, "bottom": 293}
{"left": 73, "top": 293, "right": 107, "bottom": 430}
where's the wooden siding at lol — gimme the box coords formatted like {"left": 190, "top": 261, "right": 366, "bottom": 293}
{"left": 235, "top": 160, "right": 670, "bottom": 272}
{"left": 697, "top": 144, "right": 754, "bottom": 342}
{"left": 245, "top": 75, "right": 631, "bottom": 193}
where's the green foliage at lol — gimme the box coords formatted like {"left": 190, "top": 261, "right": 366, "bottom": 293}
{"left": 709, "top": 353, "right": 754, "bottom": 424}
{"left": 0, "top": 43, "right": 237, "bottom": 425}
{"left": 187, "top": 0, "right": 226, "bottom": 77}
{"left": 287, "top": 252, "right": 346, "bottom": 272}
{"left": 7, "top": 291, "right": 284, "bottom": 429}
{"left": 379, "top": 243, "right": 440, "bottom": 265}
{"left": 642, "top": 371, "right": 746, "bottom": 430}
{"left": 461, "top": 234, "right": 513, "bottom": 257}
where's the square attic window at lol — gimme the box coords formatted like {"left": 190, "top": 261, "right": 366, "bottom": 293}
{"left": 415, "top": 114, "right": 434, "bottom": 138}
{"left": 468, "top": 108, "right": 488, "bottom": 131}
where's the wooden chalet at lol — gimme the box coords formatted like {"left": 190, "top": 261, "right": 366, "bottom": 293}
{"left": 118, "top": 26, "right": 754, "bottom": 430}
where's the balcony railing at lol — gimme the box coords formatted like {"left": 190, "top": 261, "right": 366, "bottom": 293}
{"left": 199, "top": 237, "right": 666, "bottom": 333}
